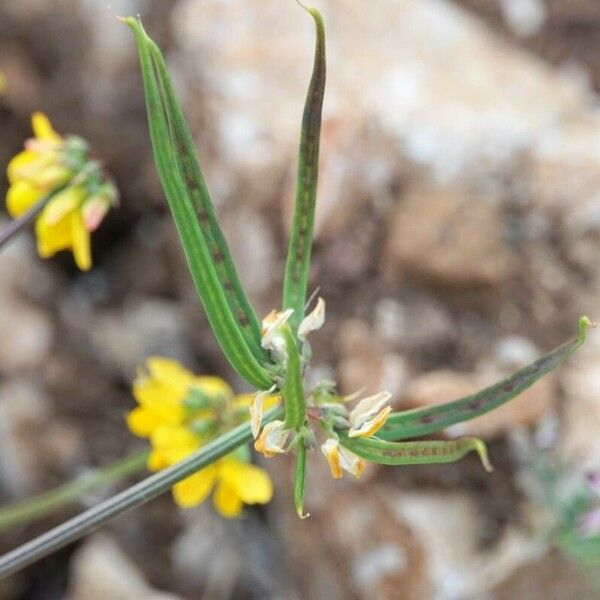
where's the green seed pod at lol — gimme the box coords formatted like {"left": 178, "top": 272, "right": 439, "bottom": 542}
{"left": 294, "top": 434, "right": 308, "bottom": 519}
{"left": 381, "top": 316, "right": 595, "bottom": 441}
{"left": 282, "top": 6, "right": 326, "bottom": 331}
{"left": 339, "top": 432, "right": 492, "bottom": 472}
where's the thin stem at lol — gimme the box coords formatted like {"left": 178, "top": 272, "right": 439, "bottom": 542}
{"left": 0, "top": 193, "right": 53, "bottom": 250}
{"left": 0, "top": 407, "right": 282, "bottom": 579}
{"left": 0, "top": 451, "right": 149, "bottom": 533}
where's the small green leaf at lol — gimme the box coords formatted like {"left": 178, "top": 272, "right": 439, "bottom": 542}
{"left": 124, "top": 17, "right": 272, "bottom": 390}
{"left": 183, "top": 387, "right": 216, "bottom": 412}
{"left": 339, "top": 432, "right": 492, "bottom": 471}
{"left": 380, "top": 316, "right": 595, "bottom": 441}
{"left": 282, "top": 327, "right": 307, "bottom": 430}
{"left": 146, "top": 37, "right": 267, "bottom": 365}
{"left": 294, "top": 435, "right": 308, "bottom": 519}
{"left": 282, "top": 5, "right": 326, "bottom": 331}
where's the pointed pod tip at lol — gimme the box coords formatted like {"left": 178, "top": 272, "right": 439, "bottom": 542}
{"left": 119, "top": 15, "right": 147, "bottom": 36}
{"left": 471, "top": 438, "right": 493, "bottom": 473}
{"left": 296, "top": 507, "right": 310, "bottom": 519}
{"left": 295, "top": 0, "right": 323, "bottom": 22}
{"left": 578, "top": 315, "right": 597, "bottom": 342}
{"left": 117, "top": 15, "right": 135, "bottom": 26}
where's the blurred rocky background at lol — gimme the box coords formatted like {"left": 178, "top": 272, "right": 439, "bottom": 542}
{"left": 1, "top": 0, "right": 600, "bottom": 598}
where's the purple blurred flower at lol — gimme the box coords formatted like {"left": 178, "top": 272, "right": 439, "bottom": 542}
{"left": 579, "top": 507, "right": 600, "bottom": 537}
{"left": 587, "top": 471, "right": 600, "bottom": 496}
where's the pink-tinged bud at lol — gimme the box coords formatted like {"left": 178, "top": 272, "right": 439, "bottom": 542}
{"left": 82, "top": 197, "right": 110, "bottom": 232}
{"left": 24, "top": 138, "right": 62, "bottom": 153}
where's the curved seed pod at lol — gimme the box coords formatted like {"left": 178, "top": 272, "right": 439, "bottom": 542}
{"left": 146, "top": 37, "right": 267, "bottom": 365}
{"left": 282, "top": 5, "right": 326, "bottom": 331}
{"left": 124, "top": 18, "right": 272, "bottom": 390}
{"left": 339, "top": 432, "right": 492, "bottom": 471}
{"left": 282, "top": 327, "right": 307, "bottom": 430}
{"left": 381, "top": 316, "right": 595, "bottom": 441}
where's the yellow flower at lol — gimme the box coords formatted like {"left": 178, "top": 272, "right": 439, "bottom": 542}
{"left": 35, "top": 186, "right": 92, "bottom": 270}
{"left": 316, "top": 391, "right": 392, "bottom": 479}
{"left": 6, "top": 113, "right": 70, "bottom": 217}
{"left": 249, "top": 386, "right": 279, "bottom": 439}
{"left": 173, "top": 457, "right": 272, "bottom": 517}
{"left": 321, "top": 437, "right": 365, "bottom": 479}
{"left": 347, "top": 391, "right": 392, "bottom": 438}
{"left": 260, "top": 299, "right": 326, "bottom": 358}
{"left": 254, "top": 420, "right": 290, "bottom": 458}
{"left": 297, "top": 297, "right": 326, "bottom": 340}
{"left": 126, "top": 357, "right": 273, "bottom": 517}
{"left": 5, "top": 112, "right": 117, "bottom": 271}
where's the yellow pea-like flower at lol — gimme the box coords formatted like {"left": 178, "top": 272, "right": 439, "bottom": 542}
{"left": 6, "top": 113, "right": 70, "bottom": 217}
{"left": 173, "top": 458, "right": 272, "bottom": 517}
{"left": 5, "top": 112, "right": 117, "bottom": 271}
{"left": 126, "top": 357, "right": 273, "bottom": 518}
{"left": 35, "top": 186, "right": 91, "bottom": 271}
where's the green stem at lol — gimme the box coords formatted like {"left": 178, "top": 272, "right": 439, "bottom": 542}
{"left": 294, "top": 435, "right": 307, "bottom": 518}
{"left": 0, "top": 451, "right": 149, "bottom": 533}
{"left": 282, "top": 327, "right": 306, "bottom": 430}
{"left": 0, "top": 406, "right": 283, "bottom": 579}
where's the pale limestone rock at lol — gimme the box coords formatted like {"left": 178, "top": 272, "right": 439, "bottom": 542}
{"left": 171, "top": 508, "right": 241, "bottom": 592}
{"left": 268, "top": 456, "right": 431, "bottom": 600}
{"left": 273, "top": 472, "right": 542, "bottom": 600}
{"left": 383, "top": 184, "right": 515, "bottom": 287}
{"left": 0, "top": 229, "right": 54, "bottom": 301}
{"left": 0, "top": 380, "right": 83, "bottom": 496}
{"left": 493, "top": 336, "right": 540, "bottom": 370}
{"left": 373, "top": 298, "right": 408, "bottom": 347}
{"left": 87, "top": 297, "right": 194, "bottom": 379}
{"left": 0, "top": 380, "right": 49, "bottom": 494}
{"left": 0, "top": 299, "right": 53, "bottom": 374}
{"left": 492, "top": 551, "right": 600, "bottom": 599}
{"left": 0, "top": 223, "right": 55, "bottom": 377}
{"left": 386, "top": 491, "right": 544, "bottom": 600}
{"left": 499, "top": 0, "right": 547, "bottom": 37}
{"left": 221, "top": 208, "right": 278, "bottom": 297}
{"left": 80, "top": 0, "right": 145, "bottom": 114}
{"left": 172, "top": 0, "right": 590, "bottom": 190}
{"left": 336, "top": 319, "right": 407, "bottom": 397}
{"left": 168, "top": 0, "right": 600, "bottom": 312}
{"left": 68, "top": 534, "right": 181, "bottom": 600}
{"left": 172, "top": 507, "right": 296, "bottom": 597}
{"left": 380, "top": 295, "right": 455, "bottom": 352}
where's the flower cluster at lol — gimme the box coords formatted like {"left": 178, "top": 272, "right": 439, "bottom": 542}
{"left": 127, "top": 357, "right": 273, "bottom": 517}
{"left": 6, "top": 112, "right": 117, "bottom": 270}
{"left": 251, "top": 299, "right": 393, "bottom": 479}
{"left": 318, "top": 391, "right": 392, "bottom": 478}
